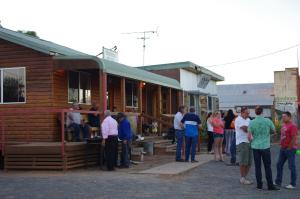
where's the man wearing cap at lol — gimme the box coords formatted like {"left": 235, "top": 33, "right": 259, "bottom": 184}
{"left": 117, "top": 112, "right": 133, "bottom": 168}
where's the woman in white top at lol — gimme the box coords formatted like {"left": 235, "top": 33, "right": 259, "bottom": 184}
{"left": 206, "top": 112, "right": 214, "bottom": 154}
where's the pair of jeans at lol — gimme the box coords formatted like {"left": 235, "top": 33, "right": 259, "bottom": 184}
{"left": 253, "top": 148, "right": 274, "bottom": 188}
{"left": 120, "top": 141, "right": 131, "bottom": 167}
{"left": 105, "top": 135, "right": 118, "bottom": 171}
{"left": 207, "top": 131, "right": 214, "bottom": 152}
{"left": 230, "top": 136, "right": 236, "bottom": 164}
{"left": 69, "top": 123, "right": 90, "bottom": 141}
{"left": 175, "top": 130, "right": 185, "bottom": 160}
{"left": 185, "top": 136, "right": 198, "bottom": 161}
{"left": 275, "top": 148, "right": 297, "bottom": 186}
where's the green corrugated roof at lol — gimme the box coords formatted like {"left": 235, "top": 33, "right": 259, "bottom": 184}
{"left": 0, "top": 27, "right": 181, "bottom": 89}
{"left": 100, "top": 59, "right": 181, "bottom": 89}
{"left": 0, "top": 27, "right": 87, "bottom": 56}
{"left": 54, "top": 56, "right": 181, "bottom": 89}
{"left": 139, "top": 61, "right": 224, "bottom": 81}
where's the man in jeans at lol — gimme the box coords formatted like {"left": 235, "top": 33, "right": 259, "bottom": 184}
{"left": 235, "top": 107, "right": 252, "bottom": 185}
{"left": 248, "top": 106, "right": 279, "bottom": 191}
{"left": 174, "top": 105, "right": 186, "bottom": 162}
{"left": 275, "top": 111, "right": 298, "bottom": 189}
{"left": 117, "top": 112, "right": 132, "bottom": 168}
{"left": 181, "top": 107, "right": 201, "bottom": 163}
{"left": 67, "top": 102, "right": 90, "bottom": 141}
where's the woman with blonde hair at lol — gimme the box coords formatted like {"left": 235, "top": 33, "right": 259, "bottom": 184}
{"left": 212, "top": 111, "right": 225, "bottom": 161}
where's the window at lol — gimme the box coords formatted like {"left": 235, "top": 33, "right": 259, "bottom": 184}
{"left": 0, "top": 67, "right": 26, "bottom": 103}
{"left": 126, "top": 81, "right": 138, "bottom": 107}
{"left": 190, "top": 94, "right": 195, "bottom": 107}
{"left": 208, "top": 96, "right": 212, "bottom": 111}
{"left": 68, "top": 71, "right": 91, "bottom": 104}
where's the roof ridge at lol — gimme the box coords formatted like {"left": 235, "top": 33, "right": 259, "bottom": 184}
{"left": 0, "top": 27, "right": 87, "bottom": 56}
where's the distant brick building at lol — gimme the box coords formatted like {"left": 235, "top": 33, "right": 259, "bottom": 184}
{"left": 274, "top": 68, "right": 299, "bottom": 125}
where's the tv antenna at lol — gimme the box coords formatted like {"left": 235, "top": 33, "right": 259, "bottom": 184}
{"left": 122, "top": 28, "right": 158, "bottom": 66}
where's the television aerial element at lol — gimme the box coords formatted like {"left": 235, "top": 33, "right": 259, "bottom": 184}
{"left": 122, "top": 27, "right": 159, "bottom": 66}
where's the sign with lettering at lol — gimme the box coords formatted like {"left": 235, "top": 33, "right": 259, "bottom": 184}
{"left": 197, "top": 74, "right": 210, "bottom": 89}
{"left": 102, "top": 47, "right": 119, "bottom": 62}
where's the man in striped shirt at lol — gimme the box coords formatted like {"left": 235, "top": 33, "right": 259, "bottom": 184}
{"left": 181, "top": 107, "right": 201, "bottom": 163}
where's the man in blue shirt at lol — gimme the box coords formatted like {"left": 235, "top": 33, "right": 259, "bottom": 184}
{"left": 117, "top": 112, "right": 132, "bottom": 168}
{"left": 181, "top": 107, "right": 201, "bottom": 163}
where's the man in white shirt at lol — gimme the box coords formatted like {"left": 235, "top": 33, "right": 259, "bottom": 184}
{"left": 174, "top": 105, "right": 186, "bottom": 162}
{"left": 235, "top": 107, "right": 252, "bottom": 185}
{"left": 101, "top": 110, "right": 118, "bottom": 171}
{"left": 67, "top": 102, "right": 89, "bottom": 142}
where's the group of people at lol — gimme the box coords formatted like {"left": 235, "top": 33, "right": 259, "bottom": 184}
{"left": 206, "top": 106, "right": 298, "bottom": 190}
{"left": 101, "top": 110, "right": 132, "bottom": 171}
{"left": 67, "top": 102, "right": 132, "bottom": 171}
{"left": 175, "top": 105, "right": 298, "bottom": 191}
{"left": 66, "top": 102, "right": 101, "bottom": 141}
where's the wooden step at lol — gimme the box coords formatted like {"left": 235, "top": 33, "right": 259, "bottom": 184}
{"left": 4, "top": 142, "right": 100, "bottom": 171}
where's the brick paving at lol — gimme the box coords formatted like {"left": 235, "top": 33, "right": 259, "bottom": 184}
{"left": 0, "top": 145, "right": 299, "bottom": 199}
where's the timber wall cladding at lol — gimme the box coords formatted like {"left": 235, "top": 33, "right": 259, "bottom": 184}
{"left": 0, "top": 39, "right": 57, "bottom": 142}
{"left": 148, "top": 69, "right": 181, "bottom": 82}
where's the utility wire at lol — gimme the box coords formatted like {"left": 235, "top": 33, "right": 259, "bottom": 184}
{"left": 205, "top": 43, "right": 300, "bottom": 67}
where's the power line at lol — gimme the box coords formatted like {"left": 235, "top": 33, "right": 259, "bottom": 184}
{"left": 205, "top": 43, "right": 300, "bottom": 67}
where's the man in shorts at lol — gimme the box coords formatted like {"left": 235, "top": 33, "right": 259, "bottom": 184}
{"left": 235, "top": 107, "right": 252, "bottom": 185}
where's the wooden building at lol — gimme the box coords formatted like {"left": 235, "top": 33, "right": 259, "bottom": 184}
{"left": 0, "top": 27, "right": 182, "bottom": 152}
{"left": 139, "top": 62, "right": 224, "bottom": 118}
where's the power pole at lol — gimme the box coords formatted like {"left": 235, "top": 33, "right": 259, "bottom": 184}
{"left": 122, "top": 29, "right": 158, "bottom": 66}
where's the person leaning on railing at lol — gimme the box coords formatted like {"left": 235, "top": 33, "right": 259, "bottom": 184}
{"left": 66, "top": 102, "right": 90, "bottom": 142}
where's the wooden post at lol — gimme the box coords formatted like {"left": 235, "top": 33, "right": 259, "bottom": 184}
{"left": 177, "top": 90, "right": 184, "bottom": 106}
{"left": 120, "top": 77, "right": 126, "bottom": 112}
{"left": 138, "top": 82, "right": 143, "bottom": 133}
{"left": 167, "top": 88, "right": 172, "bottom": 114}
{"left": 99, "top": 71, "right": 107, "bottom": 112}
{"left": 60, "top": 110, "right": 66, "bottom": 171}
{"left": 157, "top": 85, "right": 162, "bottom": 135}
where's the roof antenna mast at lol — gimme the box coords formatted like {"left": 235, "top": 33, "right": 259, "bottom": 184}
{"left": 122, "top": 27, "right": 158, "bottom": 66}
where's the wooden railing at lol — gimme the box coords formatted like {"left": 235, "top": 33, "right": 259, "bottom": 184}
{"left": 141, "top": 113, "right": 173, "bottom": 128}
{"left": 0, "top": 108, "right": 101, "bottom": 157}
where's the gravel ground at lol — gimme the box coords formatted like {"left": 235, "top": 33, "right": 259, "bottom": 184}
{"left": 0, "top": 145, "right": 299, "bottom": 199}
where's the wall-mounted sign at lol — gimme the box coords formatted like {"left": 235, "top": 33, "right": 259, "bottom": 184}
{"left": 197, "top": 74, "right": 211, "bottom": 89}
{"left": 102, "top": 47, "right": 119, "bottom": 62}
{"left": 275, "top": 101, "right": 297, "bottom": 114}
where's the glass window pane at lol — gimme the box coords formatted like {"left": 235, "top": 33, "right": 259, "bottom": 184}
{"left": 79, "top": 73, "right": 91, "bottom": 104}
{"left": 208, "top": 96, "right": 212, "bottom": 110}
{"left": 126, "top": 81, "right": 132, "bottom": 106}
{"left": 132, "top": 83, "right": 138, "bottom": 107}
{"left": 68, "top": 71, "right": 79, "bottom": 103}
{"left": 190, "top": 95, "right": 195, "bottom": 107}
{"left": 3, "top": 68, "right": 25, "bottom": 103}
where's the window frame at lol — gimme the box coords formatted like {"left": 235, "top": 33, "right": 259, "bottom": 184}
{"left": 125, "top": 80, "right": 138, "bottom": 108}
{"left": 0, "top": 67, "right": 26, "bottom": 104}
{"left": 67, "top": 70, "right": 92, "bottom": 105}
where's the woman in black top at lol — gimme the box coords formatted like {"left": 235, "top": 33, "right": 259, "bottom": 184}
{"left": 223, "top": 109, "right": 236, "bottom": 158}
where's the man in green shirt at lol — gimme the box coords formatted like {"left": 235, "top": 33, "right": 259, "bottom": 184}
{"left": 248, "top": 106, "right": 279, "bottom": 191}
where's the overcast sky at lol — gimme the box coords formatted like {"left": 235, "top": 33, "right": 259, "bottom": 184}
{"left": 1, "top": 0, "right": 300, "bottom": 84}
